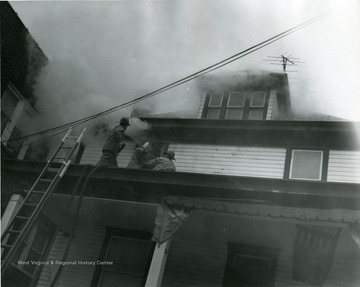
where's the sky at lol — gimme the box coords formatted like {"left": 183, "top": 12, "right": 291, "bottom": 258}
{"left": 10, "top": 0, "right": 360, "bottom": 128}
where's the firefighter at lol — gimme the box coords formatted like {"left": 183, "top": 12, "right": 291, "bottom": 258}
{"left": 96, "top": 117, "right": 130, "bottom": 168}
{"left": 127, "top": 142, "right": 152, "bottom": 169}
{"left": 143, "top": 150, "right": 176, "bottom": 172}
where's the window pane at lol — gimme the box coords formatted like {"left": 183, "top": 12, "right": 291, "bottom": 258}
{"left": 248, "top": 109, "right": 263, "bottom": 120}
{"left": 206, "top": 109, "right": 220, "bottom": 119}
{"left": 24, "top": 249, "right": 42, "bottom": 275}
{"left": 291, "top": 150, "right": 323, "bottom": 180}
{"left": 1, "top": 88, "right": 19, "bottom": 119}
{"left": 106, "top": 237, "right": 150, "bottom": 274}
{"left": 31, "top": 226, "right": 48, "bottom": 254}
{"left": 1, "top": 112, "right": 10, "bottom": 133}
{"left": 251, "top": 92, "right": 266, "bottom": 107}
{"left": 225, "top": 109, "right": 243, "bottom": 120}
{"left": 209, "top": 93, "right": 223, "bottom": 107}
{"left": 99, "top": 270, "right": 142, "bottom": 287}
{"left": 228, "top": 92, "right": 246, "bottom": 107}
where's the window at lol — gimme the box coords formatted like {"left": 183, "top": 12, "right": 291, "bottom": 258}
{"left": 91, "top": 228, "right": 155, "bottom": 287}
{"left": 205, "top": 93, "right": 223, "bottom": 119}
{"left": 225, "top": 92, "right": 246, "bottom": 120}
{"left": 290, "top": 150, "right": 323, "bottom": 180}
{"left": 9, "top": 217, "right": 55, "bottom": 277}
{"left": 1, "top": 86, "right": 20, "bottom": 135}
{"left": 222, "top": 243, "right": 279, "bottom": 287}
{"left": 203, "top": 91, "right": 268, "bottom": 120}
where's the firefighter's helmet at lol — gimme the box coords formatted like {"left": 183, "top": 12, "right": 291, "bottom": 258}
{"left": 165, "top": 150, "right": 176, "bottom": 161}
{"left": 119, "top": 117, "right": 130, "bottom": 126}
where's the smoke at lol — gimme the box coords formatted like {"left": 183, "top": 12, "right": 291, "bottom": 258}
{"left": 125, "top": 118, "right": 152, "bottom": 145}
{"left": 11, "top": 0, "right": 360, "bottom": 137}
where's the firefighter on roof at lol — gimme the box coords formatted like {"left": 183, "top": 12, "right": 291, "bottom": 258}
{"left": 96, "top": 117, "right": 130, "bottom": 168}
{"left": 143, "top": 150, "right": 176, "bottom": 172}
{"left": 127, "top": 141, "right": 153, "bottom": 169}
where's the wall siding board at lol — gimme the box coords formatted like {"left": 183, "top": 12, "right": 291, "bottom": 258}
{"left": 80, "top": 140, "right": 135, "bottom": 167}
{"left": 169, "top": 143, "right": 286, "bottom": 179}
{"left": 162, "top": 232, "right": 360, "bottom": 287}
{"left": 36, "top": 227, "right": 105, "bottom": 287}
{"left": 328, "top": 151, "right": 360, "bottom": 183}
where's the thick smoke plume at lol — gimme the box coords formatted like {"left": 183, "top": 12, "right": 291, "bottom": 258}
{"left": 11, "top": 0, "right": 360, "bottom": 150}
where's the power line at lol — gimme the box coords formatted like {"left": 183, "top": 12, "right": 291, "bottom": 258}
{"left": 4, "top": 10, "right": 330, "bottom": 144}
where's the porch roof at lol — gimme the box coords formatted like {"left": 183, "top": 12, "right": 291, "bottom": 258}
{"left": 3, "top": 159, "right": 360, "bottom": 211}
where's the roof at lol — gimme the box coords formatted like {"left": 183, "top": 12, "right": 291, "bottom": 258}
{"left": 140, "top": 118, "right": 360, "bottom": 150}
{"left": 3, "top": 159, "right": 360, "bottom": 211}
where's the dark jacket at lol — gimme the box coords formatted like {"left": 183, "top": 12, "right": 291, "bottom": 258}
{"left": 143, "top": 157, "right": 176, "bottom": 172}
{"left": 96, "top": 125, "right": 126, "bottom": 167}
{"left": 102, "top": 125, "right": 126, "bottom": 155}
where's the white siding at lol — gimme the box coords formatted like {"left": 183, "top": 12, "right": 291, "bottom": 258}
{"left": 169, "top": 144, "right": 286, "bottom": 179}
{"left": 36, "top": 227, "right": 105, "bottom": 287}
{"left": 80, "top": 140, "right": 136, "bottom": 167}
{"left": 328, "top": 151, "right": 360, "bottom": 183}
{"left": 196, "top": 93, "right": 206, "bottom": 118}
{"left": 266, "top": 90, "right": 279, "bottom": 120}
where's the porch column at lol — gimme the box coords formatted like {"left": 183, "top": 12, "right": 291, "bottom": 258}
{"left": 145, "top": 240, "right": 171, "bottom": 287}
{"left": 1, "top": 193, "right": 24, "bottom": 233}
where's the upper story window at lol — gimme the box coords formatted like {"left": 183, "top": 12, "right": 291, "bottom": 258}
{"left": 1, "top": 86, "right": 20, "bottom": 134}
{"left": 202, "top": 91, "right": 268, "bottom": 120}
{"left": 290, "top": 150, "right": 323, "bottom": 181}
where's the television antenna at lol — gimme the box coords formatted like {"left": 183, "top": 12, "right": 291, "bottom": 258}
{"left": 262, "top": 53, "right": 305, "bottom": 72}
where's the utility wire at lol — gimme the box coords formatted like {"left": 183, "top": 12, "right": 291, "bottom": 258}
{"left": 3, "top": 10, "right": 330, "bottom": 144}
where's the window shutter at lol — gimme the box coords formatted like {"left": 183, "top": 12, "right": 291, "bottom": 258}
{"left": 293, "top": 225, "right": 341, "bottom": 286}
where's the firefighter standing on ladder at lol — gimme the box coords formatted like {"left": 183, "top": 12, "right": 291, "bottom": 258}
{"left": 96, "top": 117, "right": 130, "bottom": 167}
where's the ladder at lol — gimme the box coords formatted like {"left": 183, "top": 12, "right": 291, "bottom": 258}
{"left": 1, "top": 127, "right": 86, "bottom": 272}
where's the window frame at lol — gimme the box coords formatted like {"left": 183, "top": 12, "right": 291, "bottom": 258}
{"left": 289, "top": 149, "right": 324, "bottom": 181}
{"left": 1, "top": 83, "right": 38, "bottom": 159}
{"left": 9, "top": 217, "right": 56, "bottom": 279}
{"left": 91, "top": 228, "right": 155, "bottom": 287}
{"left": 202, "top": 91, "right": 269, "bottom": 120}
{"left": 222, "top": 242, "right": 279, "bottom": 287}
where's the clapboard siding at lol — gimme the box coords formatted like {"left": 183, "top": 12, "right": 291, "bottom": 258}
{"left": 328, "top": 151, "right": 360, "bottom": 183}
{"left": 169, "top": 143, "right": 286, "bottom": 178}
{"left": 196, "top": 94, "right": 206, "bottom": 119}
{"left": 36, "top": 227, "right": 105, "bottom": 287}
{"left": 36, "top": 233, "right": 67, "bottom": 287}
{"left": 162, "top": 235, "right": 360, "bottom": 287}
{"left": 162, "top": 238, "right": 227, "bottom": 287}
{"left": 80, "top": 140, "right": 135, "bottom": 167}
{"left": 266, "top": 90, "right": 279, "bottom": 120}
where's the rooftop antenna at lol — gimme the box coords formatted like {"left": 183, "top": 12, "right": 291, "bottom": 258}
{"left": 262, "top": 52, "right": 304, "bottom": 72}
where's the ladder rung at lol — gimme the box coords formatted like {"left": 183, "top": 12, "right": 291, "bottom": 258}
{"left": 15, "top": 216, "right": 30, "bottom": 220}
{"left": 31, "top": 190, "right": 45, "bottom": 195}
{"left": 60, "top": 146, "right": 73, "bottom": 149}
{"left": 1, "top": 244, "right": 13, "bottom": 249}
{"left": 39, "top": 179, "right": 52, "bottom": 183}
{"left": 23, "top": 202, "right": 38, "bottom": 207}
{"left": 7, "top": 230, "right": 21, "bottom": 235}
{"left": 66, "top": 136, "right": 78, "bottom": 139}
{"left": 53, "top": 157, "right": 67, "bottom": 160}
{"left": 47, "top": 168, "right": 60, "bottom": 173}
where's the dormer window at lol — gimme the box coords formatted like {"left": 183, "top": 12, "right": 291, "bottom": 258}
{"left": 203, "top": 91, "right": 268, "bottom": 120}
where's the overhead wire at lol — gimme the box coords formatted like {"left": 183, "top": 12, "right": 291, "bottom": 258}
{"left": 3, "top": 10, "right": 330, "bottom": 146}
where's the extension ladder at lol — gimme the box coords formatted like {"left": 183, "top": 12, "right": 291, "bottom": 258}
{"left": 1, "top": 127, "right": 86, "bottom": 272}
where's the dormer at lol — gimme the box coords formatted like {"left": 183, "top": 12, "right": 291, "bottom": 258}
{"left": 196, "top": 71, "right": 291, "bottom": 120}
